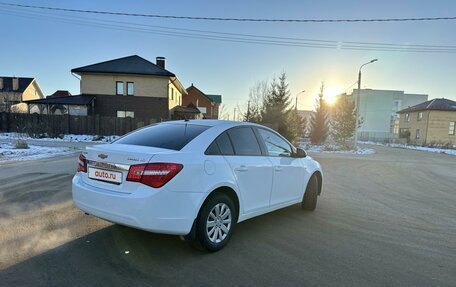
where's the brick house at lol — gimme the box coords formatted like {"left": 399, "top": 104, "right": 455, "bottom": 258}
{"left": 183, "top": 84, "right": 222, "bottom": 119}
{"left": 0, "top": 76, "right": 44, "bottom": 113}
{"left": 68, "top": 55, "right": 187, "bottom": 120}
{"left": 397, "top": 98, "right": 456, "bottom": 146}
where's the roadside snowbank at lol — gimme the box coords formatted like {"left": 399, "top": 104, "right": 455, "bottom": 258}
{"left": 360, "top": 141, "right": 456, "bottom": 156}
{"left": 0, "top": 133, "right": 120, "bottom": 143}
{"left": 0, "top": 143, "right": 74, "bottom": 162}
{"left": 301, "top": 144, "right": 375, "bottom": 155}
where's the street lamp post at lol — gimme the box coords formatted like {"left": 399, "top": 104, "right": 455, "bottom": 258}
{"left": 295, "top": 90, "right": 306, "bottom": 110}
{"left": 354, "top": 59, "right": 378, "bottom": 147}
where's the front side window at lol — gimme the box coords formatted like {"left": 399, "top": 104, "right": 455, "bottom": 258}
{"left": 117, "top": 111, "right": 126, "bottom": 118}
{"left": 257, "top": 128, "right": 292, "bottom": 157}
{"left": 114, "top": 123, "right": 209, "bottom": 150}
{"left": 405, "top": 113, "right": 410, "bottom": 122}
{"left": 227, "top": 127, "right": 262, "bottom": 156}
{"left": 416, "top": 129, "right": 421, "bottom": 139}
{"left": 116, "top": 81, "right": 124, "bottom": 95}
{"left": 449, "top": 122, "right": 456, "bottom": 135}
{"left": 171, "top": 87, "right": 174, "bottom": 100}
{"left": 127, "top": 82, "right": 134, "bottom": 96}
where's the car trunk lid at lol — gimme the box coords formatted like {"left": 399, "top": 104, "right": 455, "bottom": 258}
{"left": 82, "top": 143, "right": 175, "bottom": 192}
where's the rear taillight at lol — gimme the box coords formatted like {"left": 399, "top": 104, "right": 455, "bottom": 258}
{"left": 127, "top": 163, "right": 183, "bottom": 188}
{"left": 77, "top": 153, "right": 87, "bottom": 173}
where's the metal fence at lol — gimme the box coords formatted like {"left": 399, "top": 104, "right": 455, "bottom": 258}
{"left": 0, "top": 112, "right": 157, "bottom": 136}
{"left": 357, "top": 131, "right": 398, "bottom": 143}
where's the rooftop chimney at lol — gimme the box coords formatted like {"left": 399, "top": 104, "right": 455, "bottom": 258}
{"left": 12, "top": 77, "right": 19, "bottom": 91}
{"left": 156, "top": 57, "right": 166, "bottom": 69}
{"left": 0, "top": 77, "right": 3, "bottom": 90}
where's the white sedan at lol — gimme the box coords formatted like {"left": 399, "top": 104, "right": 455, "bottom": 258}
{"left": 72, "top": 120, "right": 323, "bottom": 251}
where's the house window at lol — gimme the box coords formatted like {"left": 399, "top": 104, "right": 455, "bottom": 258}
{"left": 127, "top": 82, "right": 134, "bottom": 96}
{"left": 171, "top": 88, "right": 174, "bottom": 101}
{"left": 417, "top": 112, "right": 423, "bottom": 121}
{"left": 117, "top": 111, "right": 135, "bottom": 118}
{"left": 405, "top": 113, "right": 410, "bottom": 122}
{"left": 415, "top": 129, "right": 421, "bottom": 139}
{"left": 449, "top": 122, "right": 456, "bottom": 135}
{"left": 116, "top": 81, "right": 124, "bottom": 95}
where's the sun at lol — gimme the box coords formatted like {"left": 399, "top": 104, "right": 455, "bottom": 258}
{"left": 323, "top": 86, "right": 343, "bottom": 105}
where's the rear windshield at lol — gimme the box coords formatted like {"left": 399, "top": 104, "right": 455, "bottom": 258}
{"left": 114, "top": 123, "right": 210, "bottom": 150}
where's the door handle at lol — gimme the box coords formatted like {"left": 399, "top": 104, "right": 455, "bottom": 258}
{"left": 274, "top": 166, "right": 284, "bottom": 172}
{"left": 235, "top": 165, "right": 248, "bottom": 172}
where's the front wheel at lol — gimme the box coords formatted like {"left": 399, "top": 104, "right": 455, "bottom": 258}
{"left": 302, "top": 174, "right": 318, "bottom": 211}
{"left": 194, "top": 193, "right": 237, "bottom": 252}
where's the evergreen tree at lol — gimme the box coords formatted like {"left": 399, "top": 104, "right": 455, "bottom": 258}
{"left": 330, "top": 94, "right": 356, "bottom": 148}
{"left": 309, "top": 83, "right": 330, "bottom": 144}
{"left": 287, "top": 108, "right": 307, "bottom": 145}
{"left": 261, "top": 72, "right": 293, "bottom": 140}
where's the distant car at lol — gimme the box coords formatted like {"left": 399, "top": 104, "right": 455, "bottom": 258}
{"left": 72, "top": 120, "right": 323, "bottom": 251}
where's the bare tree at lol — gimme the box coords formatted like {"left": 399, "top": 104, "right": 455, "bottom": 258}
{"left": 217, "top": 104, "right": 229, "bottom": 120}
{"left": 243, "top": 80, "right": 269, "bottom": 123}
{"left": 0, "top": 91, "right": 21, "bottom": 113}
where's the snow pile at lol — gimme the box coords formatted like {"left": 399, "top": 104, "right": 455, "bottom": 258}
{"left": 0, "top": 143, "right": 74, "bottom": 162}
{"left": 0, "top": 133, "right": 120, "bottom": 143}
{"left": 302, "top": 144, "right": 375, "bottom": 155}
{"left": 360, "top": 141, "right": 456, "bottom": 156}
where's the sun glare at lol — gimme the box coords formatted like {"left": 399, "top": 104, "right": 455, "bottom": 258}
{"left": 323, "top": 86, "right": 343, "bottom": 105}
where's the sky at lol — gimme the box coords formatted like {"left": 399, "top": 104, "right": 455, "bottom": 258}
{"left": 1, "top": 0, "right": 456, "bottom": 118}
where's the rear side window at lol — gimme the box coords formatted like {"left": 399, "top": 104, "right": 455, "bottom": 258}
{"left": 114, "top": 123, "right": 209, "bottom": 150}
{"left": 228, "top": 127, "right": 262, "bottom": 156}
{"left": 217, "top": 133, "right": 235, "bottom": 155}
{"left": 206, "top": 141, "right": 221, "bottom": 155}
{"left": 206, "top": 132, "right": 234, "bottom": 155}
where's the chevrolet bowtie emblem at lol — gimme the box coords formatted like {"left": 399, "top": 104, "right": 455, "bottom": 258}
{"left": 98, "top": 153, "right": 108, "bottom": 159}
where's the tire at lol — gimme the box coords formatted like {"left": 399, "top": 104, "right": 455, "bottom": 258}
{"left": 302, "top": 174, "right": 318, "bottom": 211}
{"left": 194, "top": 192, "right": 237, "bottom": 252}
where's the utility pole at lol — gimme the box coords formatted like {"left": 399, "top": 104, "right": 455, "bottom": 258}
{"left": 233, "top": 107, "right": 236, "bottom": 121}
{"left": 354, "top": 59, "right": 378, "bottom": 147}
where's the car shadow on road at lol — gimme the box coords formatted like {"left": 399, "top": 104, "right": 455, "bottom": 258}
{"left": 0, "top": 204, "right": 320, "bottom": 286}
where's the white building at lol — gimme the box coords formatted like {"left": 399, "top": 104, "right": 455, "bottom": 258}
{"left": 348, "top": 89, "right": 428, "bottom": 141}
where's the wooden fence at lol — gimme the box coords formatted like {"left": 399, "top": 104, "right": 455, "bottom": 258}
{"left": 0, "top": 112, "right": 157, "bottom": 136}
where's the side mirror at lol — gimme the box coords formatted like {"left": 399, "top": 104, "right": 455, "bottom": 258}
{"left": 294, "top": 147, "right": 307, "bottom": 158}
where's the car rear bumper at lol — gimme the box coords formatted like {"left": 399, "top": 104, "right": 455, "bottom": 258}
{"left": 71, "top": 174, "right": 205, "bottom": 235}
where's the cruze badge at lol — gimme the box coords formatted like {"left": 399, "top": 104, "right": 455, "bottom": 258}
{"left": 98, "top": 153, "right": 108, "bottom": 159}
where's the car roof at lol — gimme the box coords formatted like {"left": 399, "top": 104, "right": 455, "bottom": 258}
{"left": 161, "top": 120, "right": 263, "bottom": 129}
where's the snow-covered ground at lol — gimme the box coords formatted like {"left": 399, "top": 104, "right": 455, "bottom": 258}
{"left": 301, "top": 144, "right": 375, "bottom": 155}
{"left": 0, "top": 133, "right": 120, "bottom": 163}
{"left": 0, "top": 133, "right": 120, "bottom": 143}
{"left": 360, "top": 141, "right": 456, "bottom": 156}
{"left": 0, "top": 143, "right": 75, "bottom": 162}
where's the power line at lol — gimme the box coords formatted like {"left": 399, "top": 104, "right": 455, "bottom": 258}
{"left": 2, "top": 6, "right": 456, "bottom": 53}
{"left": 1, "top": 2, "right": 456, "bottom": 23}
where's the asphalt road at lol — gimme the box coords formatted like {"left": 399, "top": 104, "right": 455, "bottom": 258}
{"left": 0, "top": 146, "right": 455, "bottom": 286}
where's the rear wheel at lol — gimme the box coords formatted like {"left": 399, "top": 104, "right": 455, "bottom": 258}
{"left": 302, "top": 175, "right": 318, "bottom": 211}
{"left": 194, "top": 193, "right": 237, "bottom": 252}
